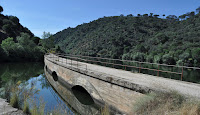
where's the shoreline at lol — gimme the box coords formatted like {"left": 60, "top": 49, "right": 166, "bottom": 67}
{"left": 0, "top": 98, "right": 24, "bottom": 115}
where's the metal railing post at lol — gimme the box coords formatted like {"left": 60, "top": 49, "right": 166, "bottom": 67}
{"left": 113, "top": 60, "right": 114, "bottom": 68}
{"left": 65, "top": 57, "right": 67, "bottom": 65}
{"left": 157, "top": 65, "right": 159, "bottom": 76}
{"left": 77, "top": 57, "right": 78, "bottom": 68}
{"left": 71, "top": 58, "right": 72, "bottom": 67}
{"left": 139, "top": 63, "right": 141, "bottom": 73}
{"left": 45, "top": 53, "right": 200, "bottom": 83}
{"left": 181, "top": 67, "right": 183, "bottom": 80}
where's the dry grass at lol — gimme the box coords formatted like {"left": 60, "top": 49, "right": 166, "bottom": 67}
{"left": 133, "top": 91, "right": 200, "bottom": 115}
{"left": 23, "top": 101, "right": 30, "bottom": 114}
{"left": 10, "top": 93, "right": 19, "bottom": 108}
{"left": 178, "top": 101, "right": 200, "bottom": 115}
{"left": 10, "top": 81, "right": 21, "bottom": 108}
{"left": 101, "top": 104, "right": 110, "bottom": 115}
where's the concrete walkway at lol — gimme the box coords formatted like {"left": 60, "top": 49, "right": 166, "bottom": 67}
{"left": 0, "top": 98, "right": 24, "bottom": 115}
{"left": 47, "top": 54, "right": 200, "bottom": 99}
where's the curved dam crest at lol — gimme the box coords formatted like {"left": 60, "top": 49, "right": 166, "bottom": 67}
{"left": 44, "top": 53, "right": 200, "bottom": 114}
{"left": 45, "top": 54, "right": 144, "bottom": 114}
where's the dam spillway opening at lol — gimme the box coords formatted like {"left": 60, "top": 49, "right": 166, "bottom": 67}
{"left": 52, "top": 71, "right": 58, "bottom": 81}
{"left": 72, "top": 85, "right": 94, "bottom": 105}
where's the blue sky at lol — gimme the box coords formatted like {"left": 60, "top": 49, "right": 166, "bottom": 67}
{"left": 0, "top": 0, "right": 200, "bottom": 37}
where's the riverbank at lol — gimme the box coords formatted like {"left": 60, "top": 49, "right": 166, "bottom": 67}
{"left": 132, "top": 91, "right": 200, "bottom": 115}
{"left": 0, "top": 98, "right": 24, "bottom": 115}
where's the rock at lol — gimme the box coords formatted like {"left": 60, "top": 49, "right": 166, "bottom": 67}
{"left": 0, "top": 98, "right": 25, "bottom": 115}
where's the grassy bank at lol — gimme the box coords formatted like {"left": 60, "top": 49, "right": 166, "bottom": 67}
{"left": 133, "top": 91, "right": 200, "bottom": 115}
{"left": 7, "top": 81, "right": 111, "bottom": 115}
{"left": 9, "top": 80, "right": 200, "bottom": 115}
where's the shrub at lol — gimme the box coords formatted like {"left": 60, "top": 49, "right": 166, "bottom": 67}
{"left": 154, "top": 55, "right": 162, "bottom": 63}
{"left": 146, "top": 55, "right": 154, "bottom": 63}
{"left": 133, "top": 52, "right": 146, "bottom": 62}
{"left": 162, "top": 54, "right": 176, "bottom": 65}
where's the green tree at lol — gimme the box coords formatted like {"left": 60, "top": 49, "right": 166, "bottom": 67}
{"left": 1, "top": 37, "right": 16, "bottom": 56}
{"left": 9, "top": 16, "right": 19, "bottom": 24}
{"left": 143, "top": 14, "right": 148, "bottom": 17}
{"left": 189, "top": 11, "right": 195, "bottom": 17}
{"left": 154, "top": 55, "right": 162, "bottom": 63}
{"left": 127, "top": 14, "right": 133, "bottom": 17}
{"left": 41, "top": 31, "right": 52, "bottom": 39}
{"left": 16, "top": 33, "right": 45, "bottom": 61}
{"left": 137, "top": 14, "right": 141, "bottom": 17}
{"left": 179, "top": 15, "right": 186, "bottom": 21}
{"left": 0, "top": 6, "right": 3, "bottom": 13}
{"left": 31, "top": 37, "right": 40, "bottom": 45}
{"left": 150, "top": 13, "right": 153, "bottom": 17}
{"left": 162, "top": 14, "right": 165, "bottom": 18}
{"left": 17, "top": 33, "right": 35, "bottom": 47}
{"left": 146, "top": 55, "right": 154, "bottom": 63}
{"left": 191, "top": 48, "right": 200, "bottom": 65}
{"left": 40, "top": 32, "right": 55, "bottom": 51}
{"left": 133, "top": 52, "right": 146, "bottom": 62}
{"left": 196, "top": 6, "right": 200, "bottom": 13}
{"left": 2, "top": 24, "right": 12, "bottom": 33}
{"left": 155, "top": 33, "right": 169, "bottom": 44}
{"left": 162, "top": 54, "right": 176, "bottom": 65}
{"left": 0, "top": 46, "right": 7, "bottom": 61}
{"left": 166, "top": 15, "right": 178, "bottom": 21}
{"left": 154, "top": 14, "right": 159, "bottom": 18}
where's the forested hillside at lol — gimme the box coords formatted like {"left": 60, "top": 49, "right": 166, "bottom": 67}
{"left": 0, "top": 9, "right": 33, "bottom": 42}
{"left": 53, "top": 8, "right": 200, "bottom": 67}
{"left": 0, "top": 5, "right": 45, "bottom": 62}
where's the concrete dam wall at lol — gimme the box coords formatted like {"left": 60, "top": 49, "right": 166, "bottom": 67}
{"left": 44, "top": 54, "right": 144, "bottom": 114}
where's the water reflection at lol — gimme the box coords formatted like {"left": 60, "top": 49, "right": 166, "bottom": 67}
{"left": 0, "top": 62, "right": 106, "bottom": 114}
{"left": 0, "top": 63, "right": 74, "bottom": 114}
{"left": 45, "top": 68, "right": 102, "bottom": 115}
{"left": 72, "top": 85, "right": 94, "bottom": 105}
{"left": 0, "top": 62, "right": 44, "bottom": 99}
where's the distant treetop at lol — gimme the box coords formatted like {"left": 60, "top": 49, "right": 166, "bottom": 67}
{"left": 196, "top": 6, "right": 200, "bottom": 13}
{"left": 0, "top": 5, "right": 3, "bottom": 13}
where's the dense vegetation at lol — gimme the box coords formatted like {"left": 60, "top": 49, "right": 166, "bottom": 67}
{"left": 0, "top": 6, "right": 33, "bottom": 42}
{"left": 0, "top": 6, "right": 56, "bottom": 62}
{"left": 53, "top": 7, "right": 200, "bottom": 67}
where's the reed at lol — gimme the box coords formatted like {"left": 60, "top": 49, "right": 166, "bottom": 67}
{"left": 101, "top": 104, "right": 110, "bottom": 115}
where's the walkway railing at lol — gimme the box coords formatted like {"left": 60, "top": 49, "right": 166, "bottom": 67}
{"left": 46, "top": 53, "right": 200, "bottom": 81}
{"left": 45, "top": 53, "right": 88, "bottom": 71}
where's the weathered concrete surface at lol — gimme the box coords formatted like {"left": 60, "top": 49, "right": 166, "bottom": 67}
{"left": 45, "top": 69, "right": 101, "bottom": 115}
{"left": 44, "top": 54, "right": 200, "bottom": 114}
{"left": 0, "top": 98, "right": 24, "bottom": 115}
{"left": 45, "top": 54, "right": 200, "bottom": 99}
{"left": 45, "top": 54, "right": 144, "bottom": 114}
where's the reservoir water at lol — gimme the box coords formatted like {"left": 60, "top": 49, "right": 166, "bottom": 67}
{"left": 0, "top": 62, "right": 199, "bottom": 114}
{"left": 0, "top": 63, "right": 100, "bottom": 115}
